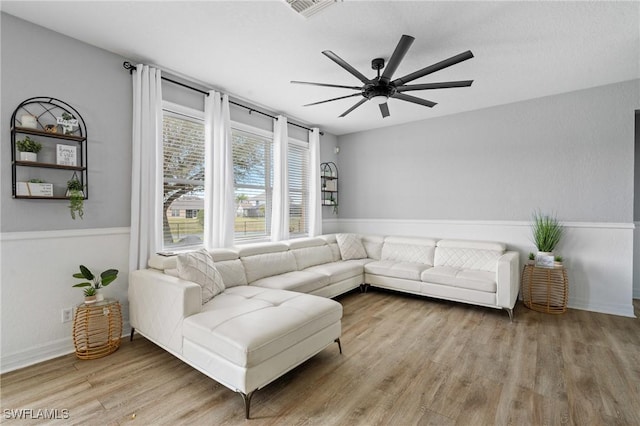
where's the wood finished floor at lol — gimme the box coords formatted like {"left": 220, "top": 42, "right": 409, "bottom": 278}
{"left": 2, "top": 290, "right": 639, "bottom": 425}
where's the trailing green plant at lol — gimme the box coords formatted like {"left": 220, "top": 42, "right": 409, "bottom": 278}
{"left": 83, "top": 286, "right": 97, "bottom": 297}
{"left": 531, "top": 210, "right": 563, "bottom": 253}
{"left": 16, "top": 136, "right": 42, "bottom": 153}
{"left": 67, "top": 176, "right": 84, "bottom": 219}
{"left": 72, "top": 265, "right": 119, "bottom": 291}
{"left": 67, "top": 176, "right": 83, "bottom": 191}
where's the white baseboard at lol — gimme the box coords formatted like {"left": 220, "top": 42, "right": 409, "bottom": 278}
{"left": 1, "top": 322, "right": 131, "bottom": 374}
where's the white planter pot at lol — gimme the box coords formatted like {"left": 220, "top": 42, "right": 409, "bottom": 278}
{"left": 19, "top": 152, "right": 37, "bottom": 162}
{"left": 95, "top": 290, "right": 104, "bottom": 302}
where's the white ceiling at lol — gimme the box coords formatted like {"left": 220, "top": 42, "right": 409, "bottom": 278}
{"left": 2, "top": 1, "right": 639, "bottom": 135}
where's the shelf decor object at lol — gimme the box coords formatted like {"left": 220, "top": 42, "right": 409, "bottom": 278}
{"left": 72, "top": 298, "right": 122, "bottom": 360}
{"left": 10, "top": 97, "right": 88, "bottom": 200}
{"left": 320, "top": 161, "right": 338, "bottom": 209}
{"left": 521, "top": 264, "right": 569, "bottom": 314}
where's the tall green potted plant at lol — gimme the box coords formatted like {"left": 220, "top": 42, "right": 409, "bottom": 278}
{"left": 531, "top": 210, "right": 563, "bottom": 266}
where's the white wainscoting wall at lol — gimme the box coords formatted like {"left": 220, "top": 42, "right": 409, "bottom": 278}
{"left": 0, "top": 227, "right": 131, "bottom": 373}
{"left": 323, "top": 218, "right": 636, "bottom": 318}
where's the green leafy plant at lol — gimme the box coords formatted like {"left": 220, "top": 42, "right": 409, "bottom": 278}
{"left": 554, "top": 255, "right": 563, "bottom": 262}
{"left": 72, "top": 265, "right": 119, "bottom": 290}
{"left": 28, "top": 178, "right": 45, "bottom": 183}
{"left": 531, "top": 211, "right": 563, "bottom": 252}
{"left": 16, "top": 136, "right": 42, "bottom": 153}
{"left": 528, "top": 252, "right": 535, "bottom": 261}
{"left": 67, "top": 176, "right": 84, "bottom": 219}
{"left": 83, "top": 287, "right": 97, "bottom": 297}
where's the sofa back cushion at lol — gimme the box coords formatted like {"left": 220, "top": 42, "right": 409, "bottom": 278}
{"left": 381, "top": 236, "right": 437, "bottom": 265}
{"left": 292, "top": 245, "right": 334, "bottom": 270}
{"left": 434, "top": 239, "right": 506, "bottom": 272}
{"left": 214, "top": 259, "right": 248, "bottom": 288}
{"left": 241, "top": 250, "right": 298, "bottom": 283}
{"left": 362, "top": 235, "right": 385, "bottom": 260}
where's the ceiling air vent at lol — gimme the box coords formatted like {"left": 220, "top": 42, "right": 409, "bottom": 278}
{"left": 285, "top": 0, "right": 339, "bottom": 18}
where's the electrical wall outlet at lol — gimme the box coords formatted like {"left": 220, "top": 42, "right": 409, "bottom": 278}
{"left": 61, "top": 308, "right": 73, "bottom": 323}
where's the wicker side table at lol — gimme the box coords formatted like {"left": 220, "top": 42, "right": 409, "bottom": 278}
{"left": 521, "top": 264, "right": 568, "bottom": 314}
{"left": 73, "top": 298, "right": 122, "bottom": 359}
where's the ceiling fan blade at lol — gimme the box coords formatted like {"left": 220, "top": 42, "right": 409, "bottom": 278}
{"left": 379, "top": 102, "right": 390, "bottom": 118}
{"left": 392, "top": 50, "right": 474, "bottom": 86}
{"left": 323, "top": 50, "right": 370, "bottom": 84}
{"left": 396, "top": 80, "right": 473, "bottom": 92}
{"left": 392, "top": 93, "right": 437, "bottom": 108}
{"left": 291, "top": 80, "right": 362, "bottom": 90}
{"left": 339, "top": 98, "right": 368, "bottom": 118}
{"left": 303, "top": 93, "right": 362, "bottom": 107}
{"left": 380, "top": 34, "right": 415, "bottom": 83}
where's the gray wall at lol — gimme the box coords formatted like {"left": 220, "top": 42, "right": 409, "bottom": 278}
{"left": 337, "top": 80, "right": 639, "bottom": 223}
{"left": 1, "top": 13, "right": 132, "bottom": 232}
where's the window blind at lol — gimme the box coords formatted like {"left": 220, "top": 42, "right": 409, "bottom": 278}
{"left": 288, "top": 141, "right": 309, "bottom": 237}
{"left": 162, "top": 111, "right": 205, "bottom": 248}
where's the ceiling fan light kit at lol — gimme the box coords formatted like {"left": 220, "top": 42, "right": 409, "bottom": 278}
{"left": 292, "top": 34, "right": 474, "bottom": 118}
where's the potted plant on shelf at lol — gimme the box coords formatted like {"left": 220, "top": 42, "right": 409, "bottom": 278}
{"left": 554, "top": 255, "right": 563, "bottom": 268}
{"left": 72, "top": 265, "right": 119, "bottom": 303}
{"left": 16, "top": 136, "right": 42, "bottom": 162}
{"left": 528, "top": 252, "right": 535, "bottom": 265}
{"left": 531, "top": 210, "right": 563, "bottom": 267}
{"left": 67, "top": 175, "right": 85, "bottom": 219}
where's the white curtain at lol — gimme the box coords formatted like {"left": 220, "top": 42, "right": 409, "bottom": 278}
{"left": 271, "top": 115, "right": 289, "bottom": 241}
{"left": 204, "top": 91, "right": 234, "bottom": 248}
{"left": 308, "top": 128, "right": 322, "bottom": 236}
{"left": 129, "top": 64, "right": 163, "bottom": 271}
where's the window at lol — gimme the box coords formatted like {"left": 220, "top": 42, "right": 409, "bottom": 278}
{"left": 232, "top": 126, "right": 273, "bottom": 242}
{"left": 288, "top": 140, "right": 309, "bottom": 237}
{"left": 162, "top": 103, "right": 205, "bottom": 249}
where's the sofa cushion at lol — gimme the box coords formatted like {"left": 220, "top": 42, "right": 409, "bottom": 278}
{"left": 305, "top": 261, "right": 364, "bottom": 283}
{"left": 364, "top": 260, "right": 432, "bottom": 281}
{"left": 435, "top": 239, "right": 505, "bottom": 272}
{"left": 327, "top": 243, "right": 341, "bottom": 262}
{"left": 183, "top": 286, "right": 342, "bottom": 368}
{"left": 362, "top": 235, "right": 385, "bottom": 260}
{"left": 213, "top": 259, "right": 248, "bottom": 288}
{"left": 381, "top": 236, "right": 437, "bottom": 265}
{"left": 241, "top": 250, "right": 297, "bottom": 283}
{"left": 177, "top": 249, "right": 225, "bottom": 304}
{"left": 336, "top": 233, "right": 367, "bottom": 260}
{"left": 291, "top": 245, "right": 334, "bottom": 270}
{"left": 251, "top": 270, "right": 330, "bottom": 293}
{"left": 421, "top": 266, "right": 496, "bottom": 293}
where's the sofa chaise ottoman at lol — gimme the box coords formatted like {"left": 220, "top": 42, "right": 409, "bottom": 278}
{"left": 129, "top": 249, "right": 343, "bottom": 419}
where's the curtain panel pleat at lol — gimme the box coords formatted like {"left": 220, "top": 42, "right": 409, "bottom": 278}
{"left": 204, "top": 91, "right": 235, "bottom": 248}
{"left": 129, "top": 64, "right": 163, "bottom": 271}
{"left": 308, "top": 128, "right": 322, "bottom": 236}
{"left": 271, "top": 116, "right": 289, "bottom": 241}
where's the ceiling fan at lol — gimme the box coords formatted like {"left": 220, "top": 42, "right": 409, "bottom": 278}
{"left": 292, "top": 34, "right": 474, "bottom": 118}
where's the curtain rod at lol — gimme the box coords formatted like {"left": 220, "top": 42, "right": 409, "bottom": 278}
{"left": 123, "top": 62, "right": 323, "bottom": 136}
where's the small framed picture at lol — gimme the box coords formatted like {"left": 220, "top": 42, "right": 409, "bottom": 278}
{"left": 57, "top": 144, "right": 77, "bottom": 166}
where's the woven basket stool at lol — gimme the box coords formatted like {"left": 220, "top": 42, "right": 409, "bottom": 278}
{"left": 73, "top": 299, "right": 122, "bottom": 359}
{"left": 521, "top": 264, "right": 568, "bottom": 314}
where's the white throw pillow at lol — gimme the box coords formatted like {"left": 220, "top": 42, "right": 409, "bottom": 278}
{"left": 177, "top": 249, "right": 225, "bottom": 304}
{"left": 336, "top": 233, "right": 367, "bottom": 260}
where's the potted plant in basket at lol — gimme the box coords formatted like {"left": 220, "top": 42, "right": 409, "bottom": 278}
{"left": 16, "top": 136, "right": 42, "bottom": 162}
{"left": 72, "top": 265, "right": 119, "bottom": 303}
{"left": 531, "top": 210, "right": 563, "bottom": 267}
{"left": 67, "top": 175, "right": 85, "bottom": 220}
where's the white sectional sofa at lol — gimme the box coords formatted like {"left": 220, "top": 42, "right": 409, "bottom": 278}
{"left": 128, "top": 234, "right": 519, "bottom": 418}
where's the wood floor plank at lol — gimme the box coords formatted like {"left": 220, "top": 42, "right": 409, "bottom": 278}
{"left": 1, "top": 292, "right": 638, "bottom": 425}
